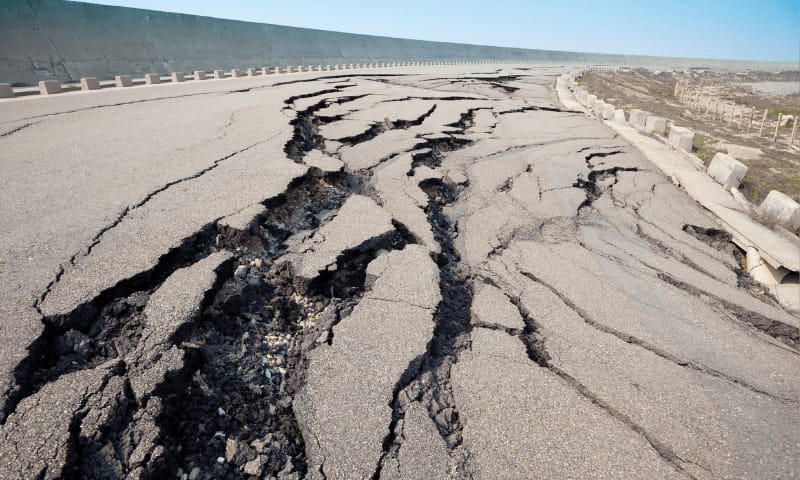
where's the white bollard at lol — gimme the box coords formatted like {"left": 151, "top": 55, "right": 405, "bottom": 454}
{"left": 0, "top": 83, "right": 14, "bottom": 98}
{"left": 707, "top": 153, "right": 748, "bottom": 189}
{"left": 39, "top": 79, "right": 62, "bottom": 95}
{"left": 628, "top": 109, "right": 649, "bottom": 130}
{"left": 668, "top": 126, "right": 695, "bottom": 152}
{"left": 115, "top": 75, "right": 132, "bottom": 87}
{"left": 644, "top": 116, "right": 667, "bottom": 135}
{"left": 758, "top": 190, "right": 800, "bottom": 228}
{"left": 80, "top": 77, "right": 100, "bottom": 91}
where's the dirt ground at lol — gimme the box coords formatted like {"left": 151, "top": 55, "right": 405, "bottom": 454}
{"left": 577, "top": 70, "right": 800, "bottom": 204}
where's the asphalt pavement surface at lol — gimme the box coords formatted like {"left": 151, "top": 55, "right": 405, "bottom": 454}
{"left": 0, "top": 65, "right": 797, "bottom": 479}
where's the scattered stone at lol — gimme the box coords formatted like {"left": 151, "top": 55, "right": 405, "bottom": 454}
{"left": 243, "top": 456, "right": 266, "bottom": 476}
{"left": 225, "top": 438, "right": 239, "bottom": 462}
{"left": 234, "top": 265, "right": 249, "bottom": 278}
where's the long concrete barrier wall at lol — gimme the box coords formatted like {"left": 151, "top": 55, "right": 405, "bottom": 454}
{"left": 1, "top": 0, "right": 796, "bottom": 86}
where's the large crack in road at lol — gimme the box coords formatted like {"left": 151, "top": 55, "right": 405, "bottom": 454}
{"left": 1, "top": 69, "right": 797, "bottom": 480}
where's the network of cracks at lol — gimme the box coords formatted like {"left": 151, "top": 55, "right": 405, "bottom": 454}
{"left": 2, "top": 72, "right": 797, "bottom": 480}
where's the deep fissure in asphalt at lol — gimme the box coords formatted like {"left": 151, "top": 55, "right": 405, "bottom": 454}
{"left": 2, "top": 223, "right": 220, "bottom": 424}
{"left": 372, "top": 177, "right": 474, "bottom": 479}
{"left": 149, "top": 208, "right": 414, "bottom": 479}
{"left": 336, "top": 104, "right": 438, "bottom": 145}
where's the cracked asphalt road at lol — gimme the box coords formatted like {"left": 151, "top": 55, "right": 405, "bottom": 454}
{"left": 0, "top": 65, "right": 797, "bottom": 479}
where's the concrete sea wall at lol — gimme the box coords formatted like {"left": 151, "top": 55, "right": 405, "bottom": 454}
{"left": 1, "top": 0, "right": 796, "bottom": 85}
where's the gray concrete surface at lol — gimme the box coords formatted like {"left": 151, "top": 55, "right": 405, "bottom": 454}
{"left": 0, "top": 64, "right": 797, "bottom": 479}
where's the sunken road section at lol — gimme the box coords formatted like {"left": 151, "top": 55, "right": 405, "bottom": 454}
{"left": 0, "top": 66, "right": 798, "bottom": 480}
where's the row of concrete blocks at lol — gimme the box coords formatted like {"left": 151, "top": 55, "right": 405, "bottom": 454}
{"left": 569, "top": 77, "right": 798, "bottom": 227}
{"left": 625, "top": 109, "right": 753, "bottom": 192}
{"left": 567, "top": 77, "right": 798, "bottom": 297}
{"left": 0, "top": 61, "right": 473, "bottom": 98}
{"left": 568, "top": 77, "right": 755, "bottom": 194}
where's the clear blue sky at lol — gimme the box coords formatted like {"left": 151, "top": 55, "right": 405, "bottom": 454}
{"left": 79, "top": 0, "right": 799, "bottom": 62}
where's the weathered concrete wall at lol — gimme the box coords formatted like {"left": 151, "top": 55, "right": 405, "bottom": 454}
{"left": 1, "top": 0, "right": 796, "bottom": 85}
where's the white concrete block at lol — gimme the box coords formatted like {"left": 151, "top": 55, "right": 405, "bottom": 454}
{"left": 247, "top": 68, "right": 257, "bottom": 76}
{"left": 80, "top": 77, "right": 100, "bottom": 91}
{"left": 0, "top": 83, "right": 13, "bottom": 98}
{"left": 644, "top": 116, "right": 667, "bottom": 135}
{"left": 758, "top": 190, "right": 800, "bottom": 228}
{"left": 586, "top": 94, "right": 597, "bottom": 107}
{"left": 628, "top": 109, "right": 648, "bottom": 130}
{"left": 612, "top": 109, "right": 626, "bottom": 123}
{"left": 273, "top": 67, "right": 281, "bottom": 74}
{"left": 230, "top": 69, "right": 243, "bottom": 78}
{"left": 601, "top": 105, "right": 616, "bottom": 120}
{"left": 261, "top": 68, "right": 270, "bottom": 75}
{"left": 144, "top": 73, "right": 160, "bottom": 85}
{"left": 38, "top": 80, "right": 61, "bottom": 95}
{"left": 667, "top": 126, "right": 695, "bottom": 152}
{"left": 776, "top": 284, "right": 800, "bottom": 313}
{"left": 214, "top": 70, "right": 225, "bottom": 79}
{"left": 171, "top": 72, "right": 185, "bottom": 82}
{"left": 707, "top": 152, "right": 747, "bottom": 190}
{"left": 194, "top": 70, "right": 206, "bottom": 80}
{"left": 115, "top": 75, "right": 132, "bottom": 87}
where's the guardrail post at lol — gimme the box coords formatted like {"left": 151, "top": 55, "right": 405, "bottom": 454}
{"left": 0, "top": 83, "right": 13, "bottom": 98}
{"left": 38, "top": 80, "right": 62, "bottom": 95}
{"left": 115, "top": 75, "right": 132, "bottom": 87}
{"left": 80, "top": 77, "right": 100, "bottom": 90}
